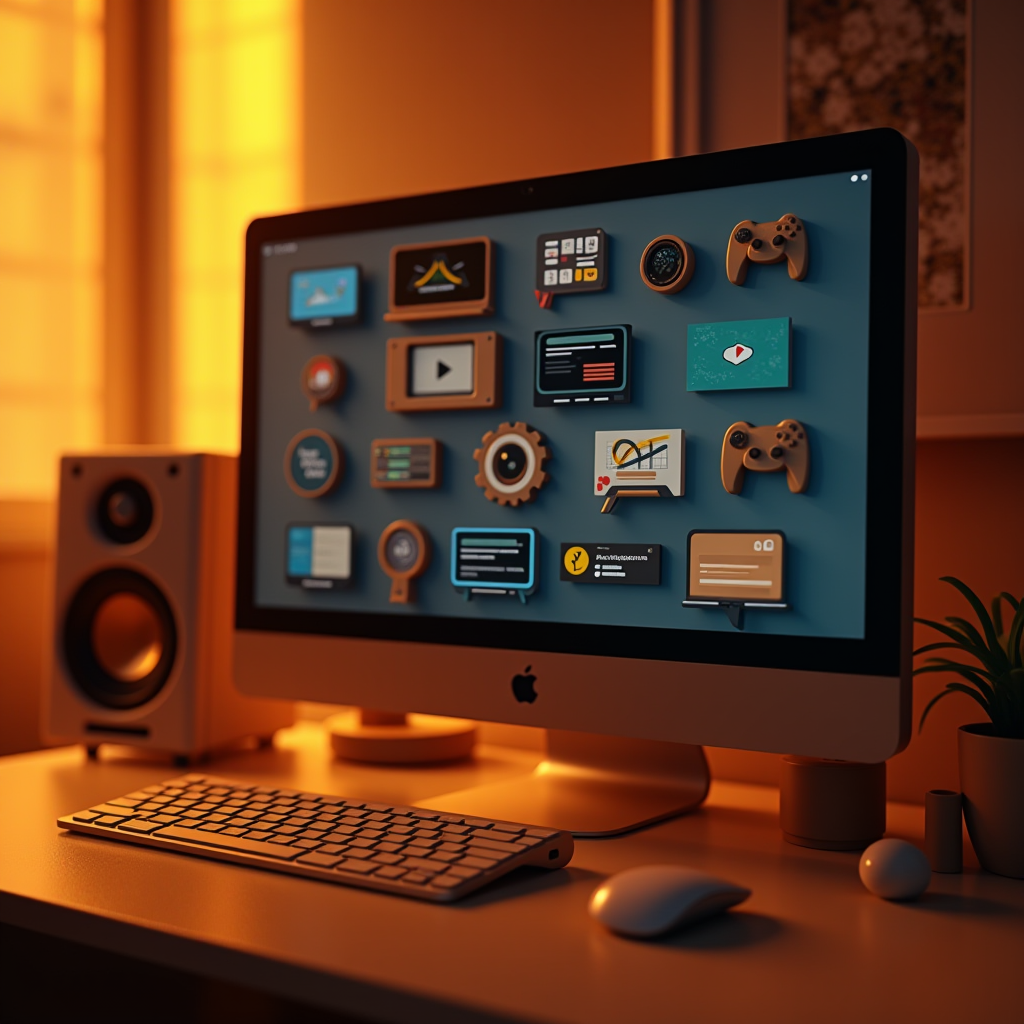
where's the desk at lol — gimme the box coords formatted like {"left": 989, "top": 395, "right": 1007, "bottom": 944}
{"left": 1, "top": 724, "right": 1022, "bottom": 1024}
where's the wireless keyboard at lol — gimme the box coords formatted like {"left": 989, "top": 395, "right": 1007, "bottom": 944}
{"left": 57, "top": 774, "right": 573, "bottom": 902}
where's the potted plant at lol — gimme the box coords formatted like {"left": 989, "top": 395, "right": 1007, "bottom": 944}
{"left": 916, "top": 577, "right": 1023, "bottom": 878}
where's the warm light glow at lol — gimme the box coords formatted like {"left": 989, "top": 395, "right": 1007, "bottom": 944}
{"left": 0, "top": 0, "right": 105, "bottom": 499}
{"left": 169, "top": 0, "right": 301, "bottom": 452}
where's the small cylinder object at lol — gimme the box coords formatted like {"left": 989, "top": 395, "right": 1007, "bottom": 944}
{"left": 780, "top": 756, "right": 886, "bottom": 850}
{"left": 925, "top": 789, "right": 963, "bottom": 873}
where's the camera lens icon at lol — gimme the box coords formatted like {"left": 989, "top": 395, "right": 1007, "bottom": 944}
{"left": 754, "top": 538, "right": 775, "bottom": 552}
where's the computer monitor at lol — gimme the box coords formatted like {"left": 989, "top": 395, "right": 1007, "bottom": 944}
{"left": 235, "top": 128, "right": 918, "bottom": 833}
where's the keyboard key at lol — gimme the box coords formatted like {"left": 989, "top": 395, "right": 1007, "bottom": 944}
{"left": 400, "top": 857, "right": 444, "bottom": 874}
{"left": 401, "top": 873, "right": 429, "bottom": 885}
{"left": 428, "top": 852, "right": 459, "bottom": 863}
{"left": 469, "top": 828, "right": 516, "bottom": 843}
{"left": 491, "top": 825, "right": 525, "bottom": 836}
{"left": 268, "top": 835, "right": 296, "bottom": 845}
{"left": 374, "top": 841, "right": 405, "bottom": 854}
{"left": 297, "top": 852, "right": 342, "bottom": 868}
{"left": 430, "top": 875, "right": 465, "bottom": 889}
{"left": 117, "top": 819, "right": 166, "bottom": 834}
{"left": 318, "top": 843, "right": 348, "bottom": 855}
{"left": 525, "top": 827, "right": 559, "bottom": 839}
{"left": 371, "top": 852, "right": 403, "bottom": 865}
{"left": 274, "top": 825, "right": 302, "bottom": 836}
{"left": 318, "top": 797, "right": 346, "bottom": 807}
{"left": 294, "top": 839, "right": 322, "bottom": 850}
{"left": 336, "top": 859, "right": 378, "bottom": 874}
{"left": 96, "top": 815, "right": 129, "bottom": 826}
{"left": 345, "top": 848, "right": 374, "bottom": 860}
{"left": 386, "top": 825, "right": 414, "bottom": 835}
{"left": 513, "top": 835, "right": 544, "bottom": 849}
{"left": 446, "top": 865, "right": 482, "bottom": 879}
{"left": 374, "top": 866, "right": 407, "bottom": 880}
{"left": 413, "top": 829, "right": 440, "bottom": 840}
{"left": 436, "top": 814, "right": 466, "bottom": 824}
{"left": 390, "top": 816, "right": 417, "bottom": 826}
{"left": 221, "top": 828, "right": 248, "bottom": 836}
{"left": 151, "top": 815, "right": 181, "bottom": 824}
{"left": 363, "top": 803, "right": 393, "bottom": 813}
{"left": 467, "top": 838, "right": 518, "bottom": 857}
{"left": 154, "top": 825, "right": 305, "bottom": 860}
{"left": 180, "top": 810, "right": 207, "bottom": 820}
{"left": 462, "top": 818, "right": 493, "bottom": 828}
{"left": 297, "top": 829, "right": 328, "bottom": 841}
{"left": 441, "top": 824, "right": 470, "bottom": 835}
{"left": 91, "top": 804, "right": 137, "bottom": 817}
{"left": 438, "top": 841, "right": 466, "bottom": 854}
{"left": 242, "top": 830, "right": 275, "bottom": 842}
{"left": 408, "top": 838, "right": 439, "bottom": 850}
{"left": 198, "top": 823, "right": 225, "bottom": 833}
{"left": 205, "top": 814, "right": 229, "bottom": 823}
{"left": 108, "top": 797, "right": 142, "bottom": 808}
{"left": 455, "top": 855, "right": 497, "bottom": 870}
{"left": 73, "top": 811, "right": 102, "bottom": 822}
{"left": 356, "top": 829, "right": 386, "bottom": 840}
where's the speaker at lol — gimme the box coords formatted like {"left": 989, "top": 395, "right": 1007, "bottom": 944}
{"left": 45, "top": 452, "right": 291, "bottom": 760}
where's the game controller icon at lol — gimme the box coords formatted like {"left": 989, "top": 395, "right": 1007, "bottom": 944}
{"left": 720, "top": 419, "right": 809, "bottom": 494}
{"left": 726, "top": 214, "right": 808, "bottom": 285}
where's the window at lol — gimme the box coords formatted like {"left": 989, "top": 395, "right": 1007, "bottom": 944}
{"left": 169, "top": 0, "right": 300, "bottom": 451}
{"left": 0, "top": 0, "right": 104, "bottom": 499}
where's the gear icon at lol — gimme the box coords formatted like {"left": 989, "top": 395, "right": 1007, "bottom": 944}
{"left": 473, "top": 422, "right": 551, "bottom": 507}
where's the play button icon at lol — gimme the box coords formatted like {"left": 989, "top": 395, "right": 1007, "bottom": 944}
{"left": 410, "top": 343, "right": 475, "bottom": 396}
{"left": 722, "top": 343, "right": 754, "bottom": 366}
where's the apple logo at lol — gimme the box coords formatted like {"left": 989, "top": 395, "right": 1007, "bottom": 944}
{"left": 511, "top": 665, "right": 538, "bottom": 703}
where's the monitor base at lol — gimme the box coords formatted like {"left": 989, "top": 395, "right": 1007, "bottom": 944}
{"left": 423, "top": 729, "right": 710, "bottom": 837}
{"left": 326, "top": 709, "right": 477, "bottom": 764}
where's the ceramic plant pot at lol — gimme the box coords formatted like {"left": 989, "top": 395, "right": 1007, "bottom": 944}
{"left": 958, "top": 724, "right": 1024, "bottom": 878}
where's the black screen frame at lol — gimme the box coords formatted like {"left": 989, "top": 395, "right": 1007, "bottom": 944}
{"left": 237, "top": 128, "right": 916, "bottom": 678}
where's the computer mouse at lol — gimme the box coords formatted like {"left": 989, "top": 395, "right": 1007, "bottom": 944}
{"left": 588, "top": 865, "right": 751, "bottom": 938}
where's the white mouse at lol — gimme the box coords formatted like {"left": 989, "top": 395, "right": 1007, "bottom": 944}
{"left": 859, "top": 838, "right": 931, "bottom": 900}
{"left": 588, "top": 865, "right": 751, "bottom": 938}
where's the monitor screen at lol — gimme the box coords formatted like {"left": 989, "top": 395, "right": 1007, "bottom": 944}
{"left": 237, "top": 129, "right": 916, "bottom": 760}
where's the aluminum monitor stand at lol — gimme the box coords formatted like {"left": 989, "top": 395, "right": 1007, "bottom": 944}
{"left": 423, "top": 730, "right": 710, "bottom": 837}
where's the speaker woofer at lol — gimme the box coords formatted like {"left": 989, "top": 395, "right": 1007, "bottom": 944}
{"left": 63, "top": 568, "right": 177, "bottom": 709}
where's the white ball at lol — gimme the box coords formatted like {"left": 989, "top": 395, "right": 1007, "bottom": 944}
{"left": 859, "top": 838, "right": 931, "bottom": 900}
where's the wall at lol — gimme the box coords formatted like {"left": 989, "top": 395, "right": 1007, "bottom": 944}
{"left": 303, "top": 0, "right": 654, "bottom": 205}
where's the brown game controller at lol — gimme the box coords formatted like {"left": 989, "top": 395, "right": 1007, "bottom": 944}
{"left": 721, "top": 419, "right": 810, "bottom": 494}
{"left": 726, "top": 214, "right": 808, "bottom": 285}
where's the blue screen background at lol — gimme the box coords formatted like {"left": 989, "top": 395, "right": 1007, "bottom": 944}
{"left": 255, "top": 170, "right": 872, "bottom": 638}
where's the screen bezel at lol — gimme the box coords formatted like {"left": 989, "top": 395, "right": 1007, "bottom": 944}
{"left": 237, "top": 128, "right": 915, "bottom": 679}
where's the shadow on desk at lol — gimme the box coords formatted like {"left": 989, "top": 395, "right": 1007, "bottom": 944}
{"left": 1, "top": 922, "right": 370, "bottom": 1024}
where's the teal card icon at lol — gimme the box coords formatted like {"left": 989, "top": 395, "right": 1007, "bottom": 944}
{"left": 687, "top": 317, "right": 791, "bottom": 391}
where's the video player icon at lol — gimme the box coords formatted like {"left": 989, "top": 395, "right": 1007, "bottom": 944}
{"left": 409, "top": 342, "right": 475, "bottom": 396}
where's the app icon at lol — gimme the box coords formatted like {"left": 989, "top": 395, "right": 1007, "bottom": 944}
{"left": 592, "top": 428, "right": 684, "bottom": 513}
{"left": 385, "top": 237, "right": 494, "bottom": 322}
{"left": 687, "top": 317, "right": 791, "bottom": 391}
{"left": 534, "top": 325, "right": 631, "bottom": 407}
{"left": 563, "top": 546, "right": 589, "bottom": 575}
{"left": 289, "top": 266, "right": 361, "bottom": 328}
{"left": 534, "top": 228, "right": 607, "bottom": 308}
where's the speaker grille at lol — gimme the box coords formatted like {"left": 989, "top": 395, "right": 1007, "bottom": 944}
{"left": 63, "top": 568, "right": 178, "bottom": 709}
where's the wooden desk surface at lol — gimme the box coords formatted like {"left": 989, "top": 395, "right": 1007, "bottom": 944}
{"left": 1, "top": 724, "right": 1022, "bottom": 1024}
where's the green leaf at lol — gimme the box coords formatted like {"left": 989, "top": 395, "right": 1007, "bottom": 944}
{"left": 941, "top": 576, "right": 1001, "bottom": 654}
{"left": 942, "top": 682, "right": 994, "bottom": 717}
{"left": 914, "top": 660, "right": 996, "bottom": 702}
{"left": 1008, "top": 602, "right": 1024, "bottom": 670}
{"left": 991, "top": 595, "right": 1004, "bottom": 638}
{"left": 946, "top": 617, "right": 1010, "bottom": 675}
{"left": 918, "top": 683, "right": 991, "bottom": 732}
{"left": 913, "top": 641, "right": 964, "bottom": 656}
{"left": 914, "top": 616, "right": 980, "bottom": 650}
